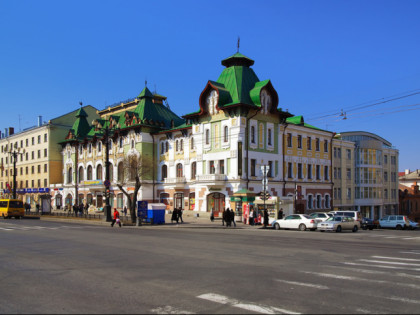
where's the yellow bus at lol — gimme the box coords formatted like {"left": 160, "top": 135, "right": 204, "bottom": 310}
{"left": 0, "top": 199, "right": 25, "bottom": 219}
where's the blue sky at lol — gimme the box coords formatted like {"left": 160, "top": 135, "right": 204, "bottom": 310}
{"left": 1, "top": 0, "right": 419, "bottom": 171}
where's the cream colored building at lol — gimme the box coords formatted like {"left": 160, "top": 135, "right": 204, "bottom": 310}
{"left": 0, "top": 106, "right": 98, "bottom": 210}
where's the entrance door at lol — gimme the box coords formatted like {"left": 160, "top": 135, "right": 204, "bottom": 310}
{"left": 174, "top": 193, "right": 184, "bottom": 210}
{"left": 207, "top": 193, "right": 225, "bottom": 217}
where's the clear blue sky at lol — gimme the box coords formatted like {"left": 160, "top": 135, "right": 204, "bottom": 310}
{"left": 1, "top": 0, "right": 419, "bottom": 171}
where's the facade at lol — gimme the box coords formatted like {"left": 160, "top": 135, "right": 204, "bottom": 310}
{"left": 334, "top": 131, "right": 399, "bottom": 219}
{"left": 399, "top": 170, "right": 420, "bottom": 221}
{"left": 0, "top": 106, "right": 98, "bottom": 210}
{"left": 55, "top": 52, "right": 335, "bottom": 219}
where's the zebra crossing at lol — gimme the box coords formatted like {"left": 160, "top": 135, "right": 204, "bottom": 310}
{"left": 0, "top": 222, "right": 84, "bottom": 231}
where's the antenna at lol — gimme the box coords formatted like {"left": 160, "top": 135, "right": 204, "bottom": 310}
{"left": 18, "top": 115, "right": 22, "bottom": 131}
{"left": 237, "top": 36, "right": 240, "bottom": 53}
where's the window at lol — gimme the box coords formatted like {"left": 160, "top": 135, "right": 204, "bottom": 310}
{"left": 210, "top": 161, "right": 215, "bottom": 174}
{"left": 297, "top": 135, "right": 302, "bottom": 149}
{"left": 316, "top": 138, "right": 320, "bottom": 151}
{"left": 87, "top": 165, "right": 93, "bottom": 180}
{"left": 347, "top": 168, "right": 351, "bottom": 180}
{"left": 268, "top": 161, "right": 273, "bottom": 178}
{"left": 98, "top": 142, "right": 102, "bottom": 153}
{"left": 308, "top": 164, "right": 312, "bottom": 179}
{"left": 316, "top": 195, "right": 321, "bottom": 209}
{"left": 26, "top": 139, "right": 29, "bottom": 146}
{"left": 44, "top": 148, "right": 47, "bottom": 157}
{"left": 88, "top": 143, "right": 92, "bottom": 154}
{"left": 298, "top": 163, "right": 302, "bottom": 179}
{"left": 117, "top": 162, "right": 124, "bottom": 181}
{"left": 324, "top": 140, "right": 328, "bottom": 152}
{"left": 131, "top": 139, "right": 135, "bottom": 149}
{"left": 307, "top": 137, "right": 312, "bottom": 150}
{"left": 32, "top": 151, "right": 34, "bottom": 160}
{"left": 38, "top": 135, "right": 41, "bottom": 144}
{"left": 337, "top": 188, "right": 342, "bottom": 199}
{"left": 44, "top": 133, "right": 47, "bottom": 142}
{"left": 78, "top": 166, "right": 84, "bottom": 183}
{"left": 251, "top": 126, "right": 255, "bottom": 144}
{"left": 38, "top": 165, "right": 41, "bottom": 173}
{"left": 176, "top": 163, "right": 183, "bottom": 177}
{"left": 288, "top": 162, "right": 293, "bottom": 178}
{"left": 384, "top": 171, "right": 388, "bottom": 182}
{"left": 191, "top": 162, "right": 196, "bottom": 179}
{"left": 165, "top": 142, "right": 169, "bottom": 153}
{"left": 67, "top": 167, "right": 73, "bottom": 184}
{"left": 287, "top": 133, "right": 292, "bottom": 147}
{"left": 251, "top": 159, "right": 256, "bottom": 176}
{"left": 161, "top": 165, "right": 167, "bottom": 180}
{"left": 307, "top": 195, "right": 313, "bottom": 209}
{"left": 268, "top": 129, "right": 272, "bottom": 146}
{"left": 324, "top": 166, "right": 329, "bottom": 180}
{"left": 347, "top": 188, "right": 351, "bottom": 200}
{"left": 384, "top": 155, "right": 388, "bottom": 164}
{"left": 26, "top": 166, "right": 28, "bottom": 175}
{"left": 44, "top": 179, "right": 47, "bottom": 187}
{"left": 205, "top": 129, "right": 210, "bottom": 145}
{"left": 119, "top": 137, "right": 123, "bottom": 149}
{"left": 316, "top": 165, "right": 320, "bottom": 180}
{"left": 347, "top": 149, "right": 351, "bottom": 160}
{"left": 337, "top": 148, "right": 341, "bottom": 158}
{"left": 96, "top": 164, "right": 103, "bottom": 180}
{"left": 38, "top": 150, "right": 41, "bottom": 159}
{"left": 31, "top": 166, "right": 35, "bottom": 174}
{"left": 161, "top": 142, "right": 165, "bottom": 154}
{"left": 180, "top": 139, "right": 183, "bottom": 151}
{"left": 191, "top": 137, "right": 194, "bottom": 150}
{"left": 325, "top": 195, "right": 330, "bottom": 208}
{"left": 220, "top": 160, "right": 225, "bottom": 174}
{"left": 224, "top": 126, "right": 228, "bottom": 142}
{"left": 337, "top": 167, "right": 341, "bottom": 179}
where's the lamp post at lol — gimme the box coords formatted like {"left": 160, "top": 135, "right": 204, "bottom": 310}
{"left": 9, "top": 147, "right": 25, "bottom": 199}
{"left": 103, "top": 126, "right": 112, "bottom": 222}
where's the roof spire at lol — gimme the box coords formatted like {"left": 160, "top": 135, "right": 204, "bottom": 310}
{"left": 145, "top": 78, "right": 147, "bottom": 87}
{"left": 79, "top": 101, "right": 83, "bottom": 107}
{"left": 237, "top": 36, "right": 240, "bottom": 53}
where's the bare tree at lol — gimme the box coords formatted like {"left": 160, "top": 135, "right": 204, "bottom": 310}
{"left": 116, "top": 153, "right": 154, "bottom": 224}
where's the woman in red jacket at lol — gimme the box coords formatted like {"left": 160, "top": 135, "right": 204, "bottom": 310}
{"left": 111, "top": 208, "right": 121, "bottom": 227}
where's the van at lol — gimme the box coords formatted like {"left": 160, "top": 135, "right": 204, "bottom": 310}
{"left": 0, "top": 199, "right": 25, "bottom": 219}
{"left": 328, "top": 211, "right": 363, "bottom": 223}
{"left": 378, "top": 215, "right": 410, "bottom": 230}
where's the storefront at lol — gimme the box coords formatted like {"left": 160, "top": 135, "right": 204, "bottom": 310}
{"left": 229, "top": 189, "right": 256, "bottom": 223}
{"left": 207, "top": 192, "right": 226, "bottom": 217}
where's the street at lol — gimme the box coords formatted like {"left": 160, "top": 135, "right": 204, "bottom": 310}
{"left": 0, "top": 218, "right": 419, "bottom": 314}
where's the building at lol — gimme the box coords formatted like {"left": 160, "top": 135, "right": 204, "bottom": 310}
{"left": 333, "top": 131, "right": 399, "bottom": 219}
{"left": 399, "top": 169, "right": 420, "bottom": 221}
{"left": 0, "top": 106, "right": 99, "bottom": 210}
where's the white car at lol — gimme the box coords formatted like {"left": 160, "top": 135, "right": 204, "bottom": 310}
{"left": 309, "top": 212, "right": 332, "bottom": 223}
{"left": 318, "top": 216, "right": 360, "bottom": 233}
{"left": 271, "top": 214, "right": 317, "bottom": 231}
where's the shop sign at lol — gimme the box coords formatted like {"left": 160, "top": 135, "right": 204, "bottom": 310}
{"left": 39, "top": 188, "right": 45, "bottom": 193}
{"left": 32, "top": 188, "right": 39, "bottom": 193}
{"left": 230, "top": 197, "right": 242, "bottom": 202}
{"left": 81, "top": 180, "right": 103, "bottom": 186}
{"left": 27, "top": 189, "right": 32, "bottom": 193}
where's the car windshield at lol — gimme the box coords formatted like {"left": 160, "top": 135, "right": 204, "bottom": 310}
{"left": 327, "top": 216, "right": 342, "bottom": 222}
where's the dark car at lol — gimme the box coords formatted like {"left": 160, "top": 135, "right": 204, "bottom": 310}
{"left": 361, "top": 218, "right": 379, "bottom": 230}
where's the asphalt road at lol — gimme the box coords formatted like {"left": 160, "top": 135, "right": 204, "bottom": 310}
{"left": 0, "top": 218, "right": 419, "bottom": 314}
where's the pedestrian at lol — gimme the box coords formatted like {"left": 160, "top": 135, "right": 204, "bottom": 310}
{"left": 278, "top": 208, "right": 283, "bottom": 219}
{"left": 222, "top": 208, "right": 226, "bottom": 226}
{"left": 123, "top": 206, "right": 127, "bottom": 217}
{"left": 28, "top": 203, "right": 31, "bottom": 214}
{"left": 171, "top": 208, "right": 179, "bottom": 224}
{"left": 210, "top": 208, "right": 215, "bottom": 222}
{"left": 178, "top": 208, "right": 184, "bottom": 223}
{"left": 36, "top": 204, "right": 40, "bottom": 215}
{"left": 111, "top": 208, "right": 122, "bottom": 227}
{"left": 230, "top": 208, "right": 236, "bottom": 227}
{"left": 225, "top": 208, "right": 231, "bottom": 227}
{"left": 263, "top": 209, "right": 269, "bottom": 229}
{"left": 249, "top": 208, "right": 254, "bottom": 226}
{"left": 85, "top": 203, "right": 89, "bottom": 213}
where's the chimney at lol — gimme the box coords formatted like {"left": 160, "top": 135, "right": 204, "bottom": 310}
{"left": 38, "top": 116, "right": 42, "bottom": 127}
{"left": 405, "top": 169, "right": 410, "bottom": 175}
{"left": 8, "top": 127, "right": 14, "bottom": 136}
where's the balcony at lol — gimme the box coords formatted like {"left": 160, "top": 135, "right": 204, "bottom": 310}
{"left": 164, "top": 177, "right": 187, "bottom": 187}
{"left": 196, "top": 174, "right": 227, "bottom": 188}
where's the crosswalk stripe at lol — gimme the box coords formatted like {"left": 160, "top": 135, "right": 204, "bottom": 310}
{"left": 359, "top": 259, "right": 420, "bottom": 267}
{"left": 371, "top": 256, "right": 420, "bottom": 262}
{"left": 197, "top": 293, "right": 300, "bottom": 314}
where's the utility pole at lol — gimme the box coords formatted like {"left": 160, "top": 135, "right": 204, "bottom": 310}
{"left": 9, "top": 147, "right": 25, "bottom": 199}
{"left": 103, "top": 126, "right": 112, "bottom": 222}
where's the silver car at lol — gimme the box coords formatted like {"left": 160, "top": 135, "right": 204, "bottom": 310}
{"left": 318, "top": 216, "right": 360, "bottom": 233}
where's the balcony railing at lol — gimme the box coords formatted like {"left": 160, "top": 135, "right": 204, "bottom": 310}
{"left": 196, "top": 174, "right": 227, "bottom": 182}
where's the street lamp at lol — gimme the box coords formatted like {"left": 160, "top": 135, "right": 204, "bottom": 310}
{"left": 9, "top": 146, "right": 25, "bottom": 199}
{"left": 103, "top": 125, "right": 112, "bottom": 222}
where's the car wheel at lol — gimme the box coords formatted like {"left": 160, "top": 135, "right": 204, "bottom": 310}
{"left": 362, "top": 225, "right": 367, "bottom": 230}
{"left": 396, "top": 225, "right": 402, "bottom": 230}
{"left": 352, "top": 225, "right": 358, "bottom": 233}
{"left": 299, "top": 224, "right": 306, "bottom": 231}
{"left": 274, "top": 223, "right": 280, "bottom": 230}
{"left": 336, "top": 226, "right": 342, "bottom": 233}
{"left": 369, "top": 227, "right": 373, "bottom": 230}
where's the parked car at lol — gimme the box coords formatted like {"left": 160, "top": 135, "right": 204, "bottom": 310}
{"left": 361, "top": 218, "right": 379, "bottom": 230}
{"left": 378, "top": 215, "right": 411, "bottom": 230}
{"left": 309, "top": 212, "right": 333, "bottom": 223}
{"left": 271, "top": 214, "right": 317, "bottom": 231}
{"left": 408, "top": 220, "right": 419, "bottom": 230}
{"left": 328, "top": 211, "right": 363, "bottom": 223}
{"left": 318, "top": 216, "right": 360, "bottom": 233}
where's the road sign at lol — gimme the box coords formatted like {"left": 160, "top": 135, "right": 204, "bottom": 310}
{"left": 104, "top": 180, "right": 111, "bottom": 188}
{"left": 137, "top": 200, "right": 148, "bottom": 219}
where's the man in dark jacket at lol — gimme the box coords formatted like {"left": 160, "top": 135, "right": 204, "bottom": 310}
{"left": 263, "top": 209, "right": 269, "bottom": 229}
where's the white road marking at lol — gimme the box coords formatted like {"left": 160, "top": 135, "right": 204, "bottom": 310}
{"left": 371, "top": 256, "right": 420, "bottom": 262}
{"left": 401, "top": 251, "right": 420, "bottom": 255}
{"left": 359, "top": 259, "right": 420, "bottom": 267}
{"left": 275, "top": 279, "right": 329, "bottom": 290}
{"left": 402, "top": 237, "right": 420, "bottom": 240}
{"left": 150, "top": 306, "right": 195, "bottom": 314}
{"left": 343, "top": 261, "right": 420, "bottom": 271}
{"left": 339, "top": 266, "right": 420, "bottom": 279}
{"left": 197, "top": 293, "right": 300, "bottom": 314}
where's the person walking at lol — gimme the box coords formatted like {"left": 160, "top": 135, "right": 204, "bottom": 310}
{"left": 249, "top": 208, "right": 254, "bottom": 226}
{"left": 178, "top": 208, "right": 184, "bottom": 223}
{"left": 210, "top": 208, "right": 215, "bottom": 222}
{"left": 263, "top": 209, "right": 269, "bottom": 229}
{"left": 230, "top": 208, "right": 236, "bottom": 227}
{"left": 171, "top": 208, "right": 179, "bottom": 224}
{"left": 123, "top": 206, "right": 127, "bottom": 217}
{"left": 278, "top": 208, "right": 284, "bottom": 220}
{"left": 111, "top": 208, "right": 122, "bottom": 227}
{"left": 225, "top": 208, "right": 231, "bottom": 227}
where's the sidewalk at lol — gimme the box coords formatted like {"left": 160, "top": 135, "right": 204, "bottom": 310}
{"left": 26, "top": 210, "right": 263, "bottom": 229}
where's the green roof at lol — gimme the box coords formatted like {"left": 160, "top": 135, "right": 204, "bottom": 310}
{"left": 286, "top": 116, "right": 323, "bottom": 131}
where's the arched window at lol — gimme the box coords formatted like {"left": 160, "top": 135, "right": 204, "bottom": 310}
{"left": 176, "top": 163, "right": 183, "bottom": 177}
{"left": 165, "top": 141, "right": 169, "bottom": 152}
{"left": 176, "top": 140, "right": 179, "bottom": 152}
{"left": 78, "top": 166, "right": 84, "bottom": 183}
{"left": 307, "top": 195, "right": 313, "bottom": 210}
{"left": 119, "top": 137, "right": 123, "bottom": 149}
{"left": 251, "top": 126, "right": 255, "bottom": 143}
{"left": 131, "top": 139, "right": 135, "bottom": 149}
{"left": 191, "top": 162, "right": 196, "bottom": 179}
{"left": 67, "top": 167, "right": 73, "bottom": 184}
{"left": 224, "top": 126, "right": 228, "bottom": 142}
{"left": 161, "top": 165, "right": 167, "bottom": 180}
{"left": 96, "top": 164, "right": 103, "bottom": 180}
{"left": 117, "top": 162, "right": 124, "bottom": 182}
{"left": 316, "top": 195, "right": 321, "bottom": 209}
{"left": 87, "top": 165, "right": 93, "bottom": 180}
{"left": 325, "top": 195, "right": 330, "bottom": 209}
{"left": 180, "top": 139, "right": 183, "bottom": 151}
{"left": 205, "top": 129, "right": 210, "bottom": 145}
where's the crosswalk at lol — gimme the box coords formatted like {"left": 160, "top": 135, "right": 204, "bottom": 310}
{"left": 0, "top": 222, "right": 83, "bottom": 231}
{"left": 150, "top": 250, "right": 420, "bottom": 314}
{"left": 362, "top": 233, "right": 420, "bottom": 241}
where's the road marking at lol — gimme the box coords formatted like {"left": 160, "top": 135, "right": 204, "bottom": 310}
{"left": 275, "top": 279, "right": 329, "bottom": 290}
{"left": 343, "top": 262, "right": 420, "bottom": 271}
{"left": 400, "top": 251, "right": 420, "bottom": 255}
{"left": 402, "top": 237, "right": 420, "bottom": 240}
{"left": 371, "top": 256, "right": 420, "bottom": 262}
{"left": 339, "top": 266, "right": 420, "bottom": 279}
{"left": 359, "top": 259, "right": 420, "bottom": 267}
{"left": 197, "top": 293, "right": 300, "bottom": 314}
{"left": 150, "top": 306, "right": 195, "bottom": 314}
